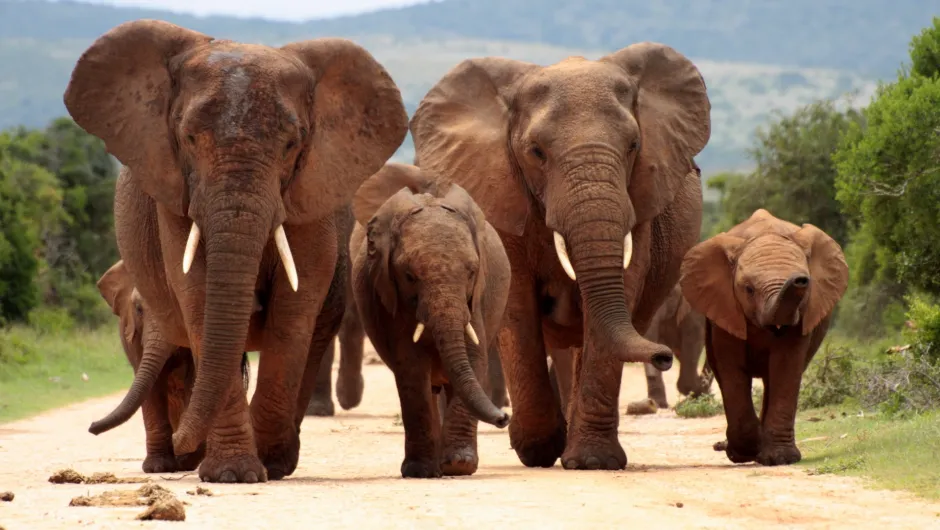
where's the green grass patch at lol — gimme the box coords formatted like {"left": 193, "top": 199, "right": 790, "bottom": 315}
{"left": 0, "top": 324, "right": 131, "bottom": 423}
{"left": 796, "top": 406, "right": 940, "bottom": 500}
{"left": 675, "top": 393, "right": 724, "bottom": 418}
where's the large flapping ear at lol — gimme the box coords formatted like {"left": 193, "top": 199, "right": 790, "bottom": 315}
{"left": 281, "top": 38, "right": 408, "bottom": 224}
{"left": 601, "top": 42, "right": 711, "bottom": 223}
{"left": 679, "top": 233, "right": 748, "bottom": 340}
{"left": 440, "top": 183, "right": 489, "bottom": 313}
{"left": 791, "top": 224, "right": 849, "bottom": 335}
{"left": 365, "top": 188, "right": 421, "bottom": 315}
{"left": 410, "top": 58, "right": 539, "bottom": 236}
{"left": 96, "top": 261, "right": 137, "bottom": 345}
{"left": 352, "top": 163, "right": 437, "bottom": 225}
{"left": 63, "top": 20, "right": 212, "bottom": 217}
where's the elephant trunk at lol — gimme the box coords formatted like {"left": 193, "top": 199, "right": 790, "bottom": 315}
{"left": 172, "top": 190, "right": 275, "bottom": 455}
{"left": 88, "top": 336, "right": 175, "bottom": 435}
{"left": 761, "top": 273, "right": 810, "bottom": 328}
{"left": 428, "top": 298, "right": 509, "bottom": 428}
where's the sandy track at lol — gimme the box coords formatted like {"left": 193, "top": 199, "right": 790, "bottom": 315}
{"left": 1, "top": 341, "right": 939, "bottom": 529}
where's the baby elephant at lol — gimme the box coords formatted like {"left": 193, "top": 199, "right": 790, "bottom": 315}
{"left": 351, "top": 163, "right": 511, "bottom": 478}
{"left": 95, "top": 260, "right": 250, "bottom": 473}
{"left": 679, "top": 209, "right": 848, "bottom": 466}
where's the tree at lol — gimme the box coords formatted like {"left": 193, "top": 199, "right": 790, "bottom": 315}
{"left": 704, "top": 98, "right": 863, "bottom": 246}
{"left": 835, "top": 21, "right": 940, "bottom": 296}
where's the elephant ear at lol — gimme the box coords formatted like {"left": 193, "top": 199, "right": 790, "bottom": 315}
{"left": 63, "top": 20, "right": 212, "bottom": 217}
{"left": 282, "top": 38, "right": 408, "bottom": 224}
{"left": 679, "top": 233, "right": 747, "bottom": 340}
{"left": 365, "top": 188, "right": 421, "bottom": 315}
{"left": 791, "top": 224, "right": 849, "bottom": 335}
{"left": 440, "top": 183, "right": 488, "bottom": 313}
{"left": 96, "top": 261, "right": 137, "bottom": 345}
{"left": 353, "top": 163, "right": 437, "bottom": 225}
{"left": 411, "top": 58, "right": 539, "bottom": 237}
{"left": 676, "top": 293, "right": 693, "bottom": 327}
{"left": 601, "top": 42, "right": 711, "bottom": 223}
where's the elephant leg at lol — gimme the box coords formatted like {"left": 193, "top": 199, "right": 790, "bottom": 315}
{"left": 140, "top": 368, "right": 178, "bottom": 473}
{"left": 501, "top": 271, "right": 567, "bottom": 468}
{"left": 166, "top": 353, "right": 205, "bottom": 471}
{"left": 336, "top": 306, "right": 366, "bottom": 411}
{"left": 548, "top": 347, "right": 576, "bottom": 421}
{"left": 707, "top": 324, "right": 760, "bottom": 464}
{"left": 487, "top": 342, "right": 509, "bottom": 409}
{"left": 757, "top": 340, "right": 814, "bottom": 466}
{"left": 305, "top": 340, "right": 336, "bottom": 417}
{"left": 395, "top": 356, "right": 442, "bottom": 479}
{"left": 198, "top": 376, "right": 265, "bottom": 483}
{"left": 439, "top": 383, "right": 480, "bottom": 476}
{"left": 644, "top": 364, "right": 669, "bottom": 409}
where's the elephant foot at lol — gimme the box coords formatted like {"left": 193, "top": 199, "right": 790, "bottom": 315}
{"left": 175, "top": 442, "right": 206, "bottom": 472}
{"left": 257, "top": 431, "right": 301, "bottom": 480}
{"left": 336, "top": 373, "right": 364, "bottom": 411}
{"left": 724, "top": 436, "right": 761, "bottom": 464}
{"left": 142, "top": 453, "right": 180, "bottom": 474}
{"left": 440, "top": 445, "right": 479, "bottom": 476}
{"left": 401, "top": 458, "right": 442, "bottom": 479}
{"left": 757, "top": 444, "right": 801, "bottom": 466}
{"left": 509, "top": 421, "right": 567, "bottom": 468}
{"left": 305, "top": 397, "right": 335, "bottom": 417}
{"left": 561, "top": 436, "right": 627, "bottom": 470}
{"left": 198, "top": 453, "right": 267, "bottom": 484}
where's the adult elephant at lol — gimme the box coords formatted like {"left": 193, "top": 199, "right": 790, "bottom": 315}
{"left": 64, "top": 20, "right": 407, "bottom": 482}
{"left": 410, "top": 43, "right": 710, "bottom": 470}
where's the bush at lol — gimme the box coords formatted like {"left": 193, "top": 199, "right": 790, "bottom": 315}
{"left": 799, "top": 345, "right": 857, "bottom": 410}
{"left": 27, "top": 306, "right": 75, "bottom": 334}
{"left": 675, "top": 394, "right": 724, "bottom": 418}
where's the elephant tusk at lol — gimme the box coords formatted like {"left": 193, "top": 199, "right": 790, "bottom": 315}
{"left": 553, "top": 231, "right": 577, "bottom": 281}
{"left": 182, "top": 223, "right": 200, "bottom": 274}
{"left": 274, "top": 225, "right": 299, "bottom": 292}
{"left": 465, "top": 323, "right": 480, "bottom": 346}
{"left": 413, "top": 322, "right": 425, "bottom": 343}
{"left": 623, "top": 232, "right": 634, "bottom": 270}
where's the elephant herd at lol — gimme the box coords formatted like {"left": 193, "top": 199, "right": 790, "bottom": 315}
{"left": 66, "top": 18, "right": 848, "bottom": 484}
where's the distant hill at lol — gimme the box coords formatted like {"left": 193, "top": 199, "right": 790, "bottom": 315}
{"left": 0, "top": 0, "right": 931, "bottom": 172}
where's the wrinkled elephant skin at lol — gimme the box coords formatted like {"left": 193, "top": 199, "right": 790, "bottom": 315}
{"left": 680, "top": 209, "right": 848, "bottom": 466}
{"left": 351, "top": 164, "right": 512, "bottom": 478}
{"left": 64, "top": 20, "right": 407, "bottom": 483}
{"left": 410, "top": 43, "right": 711, "bottom": 469}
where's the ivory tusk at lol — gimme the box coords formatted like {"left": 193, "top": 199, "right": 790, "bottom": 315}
{"left": 413, "top": 322, "right": 425, "bottom": 343}
{"left": 182, "top": 223, "right": 200, "bottom": 274}
{"left": 553, "top": 231, "right": 577, "bottom": 281}
{"left": 274, "top": 225, "right": 299, "bottom": 292}
{"left": 623, "top": 232, "right": 634, "bottom": 269}
{"left": 465, "top": 323, "right": 480, "bottom": 346}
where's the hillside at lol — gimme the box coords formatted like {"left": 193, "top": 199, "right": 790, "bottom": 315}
{"left": 1, "top": 0, "right": 928, "bottom": 171}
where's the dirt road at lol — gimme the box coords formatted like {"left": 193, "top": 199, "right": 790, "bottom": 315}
{"left": 2, "top": 343, "right": 939, "bottom": 529}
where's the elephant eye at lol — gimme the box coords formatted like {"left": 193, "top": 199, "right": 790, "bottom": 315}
{"left": 745, "top": 284, "right": 755, "bottom": 296}
{"left": 186, "top": 135, "right": 196, "bottom": 145}
{"left": 628, "top": 140, "right": 639, "bottom": 153}
{"left": 285, "top": 139, "right": 296, "bottom": 152}
{"left": 405, "top": 271, "right": 418, "bottom": 284}
{"left": 530, "top": 144, "right": 546, "bottom": 162}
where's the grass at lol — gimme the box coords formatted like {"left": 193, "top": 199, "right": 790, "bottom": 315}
{"left": 796, "top": 405, "right": 940, "bottom": 500}
{"left": 0, "top": 324, "right": 131, "bottom": 424}
{"left": 675, "top": 393, "right": 724, "bottom": 418}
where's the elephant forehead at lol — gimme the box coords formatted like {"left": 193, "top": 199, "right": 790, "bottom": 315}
{"left": 738, "top": 236, "right": 808, "bottom": 274}
{"left": 399, "top": 217, "right": 476, "bottom": 266}
{"left": 525, "top": 60, "right": 635, "bottom": 101}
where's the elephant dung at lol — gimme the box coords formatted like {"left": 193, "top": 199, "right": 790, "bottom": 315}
{"left": 625, "top": 398, "right": 659, "bottom": 416}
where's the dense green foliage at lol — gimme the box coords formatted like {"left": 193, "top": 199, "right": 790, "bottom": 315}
{"left": 0, "top": 118, "right": 117, "bottom": 327}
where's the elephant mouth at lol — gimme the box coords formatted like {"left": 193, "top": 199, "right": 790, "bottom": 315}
{"left": 765, "top": 324, "right": 792, "bottom": 336}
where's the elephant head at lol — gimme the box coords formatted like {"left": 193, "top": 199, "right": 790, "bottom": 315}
{"left": 353, "top": 163, "right": 509, "bottom": 428}
{"left": 679, "top": 209, "right": 849, "bottom": 340}
{"left": 64, "top": 20, "right": 408, "bottom": 453}
{"left": 410, "top": 43, "right": 710, "bottom": 368}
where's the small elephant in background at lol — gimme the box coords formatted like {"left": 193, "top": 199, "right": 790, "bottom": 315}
{"left": 94, "top": 260, "right": 250, "bottom": 473}
{"left": 679, "top": 209, "right": 848, "bottom": 466}
{"left": 351, "top": 163, "right": 511, "bottom": 478}
{"left": 628, "top": 285, "right": 712, "bottom": 411}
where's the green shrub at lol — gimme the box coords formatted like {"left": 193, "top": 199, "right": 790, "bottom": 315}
{"left": 27, "top": 306, "right": 75, "bottom": 334}
{"left": 799, "top": 345, "right": 857, "bottom": 410}
{"left": 675, "top": 394, "right": 724, "bottom": 419}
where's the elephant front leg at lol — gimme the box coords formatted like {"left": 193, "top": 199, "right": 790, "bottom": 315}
{"left": 501, "top": 274, "right": 567, "bottom": 468}
{"left": 707, "top": 324, "right": 761, "bottom": 464}
{"left": 140, "top": 372, "right": 179, "bottom": 473}
{"left": 439, "top": 384, "right": 480, "bottom": 476}
{"left": 394, "top": 359, "right": 442, "bottom": 478}
{"left": 625, "top": 363, "right": 668, "bottom": 412}
{"left": 305, "top": 340, "right": 336, "bottom": 417}
{"left": 562, "top": 337, "right": 627, "bottom": 470}
{"left": 757, "top": 343, "right": 808, "bottom": 466}
{"left": 199, "top": 378, "right": 266, "bottom": 483}
{"left": 548, "top": 346, "right": 576, "bottom": 421}
{"left": 336, "top": 309, "right": 366, "bottom": 411}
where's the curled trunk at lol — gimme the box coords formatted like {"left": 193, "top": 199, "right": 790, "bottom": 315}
{"left": 430, "top": 311, "right": 509, "bottom": 428}
{"left": 89, "top": 335, "right": 175, "bottom": 435}
{"left": 761, "top": 274, "right": 810, "bottom": 328}
{"left": 172, "top": 194, "right": 272, "bottom": 455}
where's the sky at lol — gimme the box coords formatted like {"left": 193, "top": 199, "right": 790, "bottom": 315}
{"left": 72, "top": 0, "right": 433, "bottom": 21}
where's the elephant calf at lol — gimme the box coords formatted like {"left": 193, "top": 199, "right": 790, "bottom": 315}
{"left": 679, "top": 209, "right": 848, "bottom": 466}
{"left": 351, "top": 163, "right": 511, "bottom": 478}
{"left": 94, "top": 260, "right": 250, "bottom": 473}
